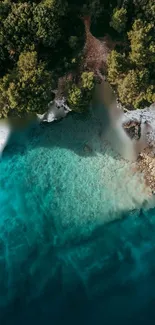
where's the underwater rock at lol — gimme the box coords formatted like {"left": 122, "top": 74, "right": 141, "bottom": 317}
{"left": 83, "top": 144, "right": 92, "bottom": 154}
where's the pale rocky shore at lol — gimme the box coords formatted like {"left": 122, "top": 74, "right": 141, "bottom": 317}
{"left": 41, "top": 97, "right": 155, "bottom": 197}
{"left": 0, "top": 101, "right": 155, "bottom": 197}
{"left": 122, "top": 104, "right": 155, "bottom": 193}
{"left": 0, "top": 120, "right": 11, "bottom": 155}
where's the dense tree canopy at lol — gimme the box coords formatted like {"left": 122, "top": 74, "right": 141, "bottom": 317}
{"left": 107, "top": 0, "right": 155, "bottom": 109}
{"left": 0, "top": 0, "right": 154, "bottom": 117}
{"left": 0, "top": 51, "right": 53, "bottom": 118}
{"left": 128, "top": 19, "right": 155, "bottom": 66}
{"left": 110, "top": 7, "right": 127, "bottom": 33}
{"left": 67, "top": 72, "right": 95, "bottom": 112}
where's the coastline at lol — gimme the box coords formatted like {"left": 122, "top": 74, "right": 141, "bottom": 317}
{"left": 122, "top": 104, "right": 155, "bottom": 193}
{"left": 0, "top": 120, "right": 11, "bottom": 156}
{"left": 0, "top": 102, "right": 155, "bottom": 202}
{"left": 0, "top": 100, "right": 155, "bottom": 312}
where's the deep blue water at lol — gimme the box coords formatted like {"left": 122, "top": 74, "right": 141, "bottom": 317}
{"left": 0, "top": 109, "right": 155, "bottom": 325}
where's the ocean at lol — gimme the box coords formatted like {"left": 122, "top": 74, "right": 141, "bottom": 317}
{"left": 0, "top": 107, "right": 155, "bottom": 324}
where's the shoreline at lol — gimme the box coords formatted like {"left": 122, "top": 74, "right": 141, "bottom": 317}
{"left": 122, "top": 104, "right": 155, "bottom": 193}
{"left": 0, "top": 103, "right": 154, "bottom": 198}
{"left": 0, "top": 120, "right": 11, "bottom": 156}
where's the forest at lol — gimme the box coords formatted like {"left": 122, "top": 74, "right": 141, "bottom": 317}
{"left": 0, "top": 0, "right": 154, "bottom": 118}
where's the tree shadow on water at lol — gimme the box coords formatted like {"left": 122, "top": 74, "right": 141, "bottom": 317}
{"left": 2, "top": 106, "right": 119, "bottom": 160}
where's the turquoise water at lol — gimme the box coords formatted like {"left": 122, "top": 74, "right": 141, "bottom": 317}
{"left": 0, "top": 107, "right": 155, "bottom": 324}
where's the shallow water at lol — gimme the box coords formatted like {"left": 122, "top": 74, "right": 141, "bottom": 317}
{"left": 0, "top": 107, "right": 155, "bottom": 324}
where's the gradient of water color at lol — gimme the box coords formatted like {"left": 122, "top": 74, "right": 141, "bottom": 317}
{"left": 0, "top": 107, "right": 155, "bottom": 325}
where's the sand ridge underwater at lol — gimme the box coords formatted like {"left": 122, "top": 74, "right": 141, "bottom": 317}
{"left": 0, "top": 108, "right": 155, "bottom": 324}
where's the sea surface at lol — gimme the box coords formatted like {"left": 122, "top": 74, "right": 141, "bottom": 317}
{"left": 0, "top": 106, "right": 155, "bottom": 325}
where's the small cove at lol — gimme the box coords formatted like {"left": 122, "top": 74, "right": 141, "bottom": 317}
{"left": 0, "top": 106, "right": 155, "bottom": 324}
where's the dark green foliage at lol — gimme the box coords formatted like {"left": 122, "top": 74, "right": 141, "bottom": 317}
{"left": 133, "top": 0, "right": 155, "bottom": 21}
{"left": 117, "top": 69, "right": 154, "bottom": 109}
{"left": 128, "top": 19, "right": 155, "bottom": 66}
{"left": 0, "top": 0, "right": 11, "bottom": 22}
{"left": 0, "top": 51, "right": 53, "bottom": 118}
{"left": 0, "top": 0, "right": 154, "bottom": 117}
{"left": 107, "top": 0, "right": 155, "bottom": 109}
{"left": 68, "top": 36, "right": 79, "bottom": 50}
{"left": 2, "top": 2, "right": 35, "bottom": 54}
{"left": 107, "top": 50, "right": 128, "bottom": 85}
{"left": 67, "top": 72, "right": 95, "bottom": 112}
{"left": 0, "top": 0, "right": 69, "bottom": 117}
{"left": 67, "top": 0, "right": 102, "bottom": 19}
{"left": 33, "top": 0, "right": 67, "bottom": 47}
{"left": 110, "top": 7, "right": 127, "bottom": 33}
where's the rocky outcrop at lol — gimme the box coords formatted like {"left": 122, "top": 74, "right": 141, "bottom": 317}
{"left": 37, "top": 98, "right": 71, "bottom": 123}
{"left": 122, "top": 104, "right": 155, "bottom": 192}
{"left": 0, "top": 121, "right": 11, "bottom": 156}
{"left": 123, "top": 120, "right": 141, "bottom": 140}
{"left": 137, "top": 153, "right": 155, "bottom": 190}
{"left": 123, "top": 104, "right": 155, "bottom": 145}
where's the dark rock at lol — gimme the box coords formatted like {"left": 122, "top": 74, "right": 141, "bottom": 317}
{"left": 123, "top": 120, "right": 141, "bottom": 140}
{"left": 83, "top": 144, "right": 92, "bottom": 154}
